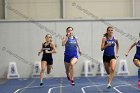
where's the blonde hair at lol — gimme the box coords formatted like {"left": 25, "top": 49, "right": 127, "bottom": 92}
{"left": 45, "top": 34, "right": 52, "bottom": 42}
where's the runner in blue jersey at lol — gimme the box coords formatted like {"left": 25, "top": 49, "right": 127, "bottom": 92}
{"left": 125, "top": 33, "right": 140, "bottom": 89}
{"left": 38, "top": 34, "right": 56, "bottom": 86}
{"left": 101, "top": 26, "right": 119, "bottom": 89}
{"left": 62, "top": 27, "right": 82, "bottom": 86}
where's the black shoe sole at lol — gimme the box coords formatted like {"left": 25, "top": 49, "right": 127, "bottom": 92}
{"left": 40, "top": 83, "right": 43, "bottom": 86}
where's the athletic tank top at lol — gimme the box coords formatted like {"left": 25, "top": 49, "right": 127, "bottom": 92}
{"left": 42, "top": 42, "right": 52, "bottom": 57}
{"left": 103, "top": 36, "right": 115, "bottom": 56}
{"left": 135, "top": 41, "right": 140, "bottom": 58}
{"left": 65, "top": 36, "right": 77, "bottom": 55}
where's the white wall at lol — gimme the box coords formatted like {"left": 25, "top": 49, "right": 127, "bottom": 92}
{"left": 65, "top": 0, "right": 132, "bottom": 18}
{"left": 2, "top": 0, "right": 140, "bottom": 19}
{"left": 6, "top": 0, "right": 61, "bottom": 19}
{"left": 0, "top": 19, "right": 140, "bottom": 78}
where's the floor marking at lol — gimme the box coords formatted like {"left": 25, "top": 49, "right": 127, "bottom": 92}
{"left": 48, "top": 85, "right": 71, "bottom": 93}
{"left": 113, "top": 84, "right": 139, "bottom": 93}
{"left": 81, "top": 84, "right": 106, "bottom": 93}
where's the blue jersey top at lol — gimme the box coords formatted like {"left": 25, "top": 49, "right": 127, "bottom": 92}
{"left": 135, "top": 41, "right": 140, "bottom": 58}
{"left": 103, "top": 36, "right": 115, "bottom": 56}
{"left": 65, "top": 36, "right": 77, "bottom": 56}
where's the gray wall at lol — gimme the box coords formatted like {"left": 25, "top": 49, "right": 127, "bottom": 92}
{"left": 0, "top": 0, "right": 4, "bottom": 19}
{"left": 1, "top": 0, "right": 140, "bottom": 19}
{"left": 0, "top": 19, "right": 140, "bottom": 78}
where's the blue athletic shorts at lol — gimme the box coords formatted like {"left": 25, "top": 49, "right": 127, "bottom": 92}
{"left": 64, "top": 54, "right": 78, "bottom": 63}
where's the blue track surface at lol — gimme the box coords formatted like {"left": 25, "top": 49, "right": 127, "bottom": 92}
{"left": 0, "top": 76, "right": 140, "bottom": 93}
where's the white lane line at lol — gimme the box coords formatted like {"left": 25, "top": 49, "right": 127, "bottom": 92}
{"left": 13, "top": 84, "right": 61, "bottom": 93}
{"left": 13, "top": 82, "right": 98, "bottom": 93}
{"left": 113, "top": 84, "right": 132, "bottom": 93}
{"left": 19, "top": 79, "right": 36, "bottom": 93}
{"left": 13, "top": 86, "right": 42, "bottom": 93}
{"left": 115, "top": 78, "right": 139, "bottom": 90}
{"left": 13, "top": 79, "right": 36, "bottom": 93}
{"left": 81, "top": 82, "right": 133, "bottom": 93}
{"left": 85, "top": 77, "right": 105, "bottom": 93}
{"left": 14, "top": 89, "right": 21, "bottom": 93}
{"left": 59, "top": 78, "right": 63, "bottom": 93}
{"left": 81, "top": 84, "right": 106, "bottom": 93}
{"left": 113, "top": 84, "right": 139, "bottom": 93}
{"left": 48, "top": 85, "right": 71, "bottom": 93}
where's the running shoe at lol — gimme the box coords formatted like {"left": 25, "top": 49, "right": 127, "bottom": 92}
{"left": 40, "top": 82, "right": 43, "bottom": 86}
{"left": 107, "top": 83, "right": 112, "bottom": 89}
{"left": 138, "top": 80, "right": 140, "bottom": 89}
{"left": 70, "top": 80, "right": 75, "bottom": 86}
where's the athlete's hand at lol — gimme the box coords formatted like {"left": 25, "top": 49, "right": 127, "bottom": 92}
{"left": 79, "top": 50, "right": 82, "bottom": 56}
{"left": 125, "top": 53, "right": 128, "bottom": 57}
{"left": 62, "top": 36, "right": 68, "bottom": 42}
{"left": 45, "top": 50, "right": 50, "bottom": 53}
{"left": 38, "top": 52, "right": 41, "bottom": 56}
{"left": 106, "top": 42, "right": 112, "bottom": 47}
{"left": 67, "top": 32, "right": 71, "bottom": 37}
{"left": 116, "top": 54, "right": 119, "bottom": 59}
{"left": 62, "top": 36, "right": 68, "bottom": 46}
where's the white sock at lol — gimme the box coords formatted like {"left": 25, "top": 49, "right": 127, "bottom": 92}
{"left": 107, "top": 83, "right": 111, "bottom": 86}
{"left": 40, "top": 80, "right": 43, "bottom": 83}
